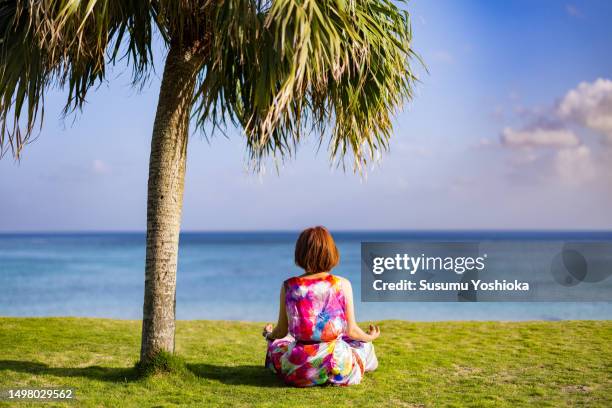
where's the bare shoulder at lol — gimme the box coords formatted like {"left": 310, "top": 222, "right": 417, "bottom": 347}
{"left": 284, "top": 276, "right": 300, "bottom": 285}
{"left": 280, "top": 277, "right": 296, "bottom": 291}
{"left": 334, "top": 275, "right": 352, "bottom": 289}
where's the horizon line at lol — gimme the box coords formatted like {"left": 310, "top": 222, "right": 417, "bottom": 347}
{"left": 1, "top": 228, "right": 612, "bottom": 235}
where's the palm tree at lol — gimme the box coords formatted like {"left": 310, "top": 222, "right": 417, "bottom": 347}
{"left": 0, "top": 0, "right": 420, "bottom": 364}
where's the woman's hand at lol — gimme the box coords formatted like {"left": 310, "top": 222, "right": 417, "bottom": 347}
{"left": 367, "top": 324, "right": 381, "bottom": 341}
{"left": 262, "top": 323, "right": 273, "bottom": 339}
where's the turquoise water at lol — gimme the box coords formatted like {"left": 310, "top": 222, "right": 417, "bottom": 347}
{"left": 1, "top": 231, "right": 611, "bottom": 321}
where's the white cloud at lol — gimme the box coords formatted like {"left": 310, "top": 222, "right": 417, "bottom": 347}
{"left": 510, "top": 147, "right": 540, "bottom": 166}
{"left": 477, "top": 138, "right": 493, "bottom": 147}
{"left": 500, "top": 127, "right": 579, "bottom": 147}
{"left": 565, "top": 4, "right": 583, "bottom": 18}
{"left": 557, "top": 78, "right": 612, "bottom": 142}
{"left": 92, "top": 159, "right": 111, "bottom": 175}
{"left": 498, "top": 78, "right": 612, "bottom": 189}
{"left": 554, "top": 145, "right": 596, "bottom": 185}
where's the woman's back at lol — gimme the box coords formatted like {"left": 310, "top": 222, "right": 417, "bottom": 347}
{"left": 285, "top": 274, "right": 347, "bottom": 342}
{"left": 263, "top": 226, "right": 378, "bottom": 387}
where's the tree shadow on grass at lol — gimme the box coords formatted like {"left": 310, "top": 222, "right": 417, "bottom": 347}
{"left": 0, "top": 360, "right": 283, "bottom": 387}
{"left": 0, "top": 360, "right": 138, "bottom": 382}
{"left": 186, "top": 363, "right": 283, "bottom": 388}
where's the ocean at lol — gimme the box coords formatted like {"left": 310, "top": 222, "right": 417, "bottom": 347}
{"left": 1, "top": 231, "right": 611, "bottom": 321}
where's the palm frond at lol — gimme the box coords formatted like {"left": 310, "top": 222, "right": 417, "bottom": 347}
{"left": 194, "top": 0, "right": 422, "bottom": 171}
{"left": 0, "top": 0, "right": 422, "bottom": 168}
{"left": 0, "top": 0, "right": 155, "bottom": 158}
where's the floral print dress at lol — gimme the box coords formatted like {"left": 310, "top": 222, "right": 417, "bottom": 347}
{"left": 265, "top": 274, "right": 378, "bottom": 387}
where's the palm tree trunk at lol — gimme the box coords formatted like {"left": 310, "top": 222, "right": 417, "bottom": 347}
{"left": 140, "top": 42, "right": 202, "bottom": 363}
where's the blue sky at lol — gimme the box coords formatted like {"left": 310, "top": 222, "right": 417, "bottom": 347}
{"left": 1, "top": 0, "right": 611, "bottom": 231}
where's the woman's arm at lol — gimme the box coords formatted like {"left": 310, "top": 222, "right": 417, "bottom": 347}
{"left": 263, "top": 283, "right": 289, "bottom": 340}
{"left": 341, "top": 278, "right": 380, "bottom": 343}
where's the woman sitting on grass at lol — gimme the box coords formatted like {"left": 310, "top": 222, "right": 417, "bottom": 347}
{"left": 263, "top": 226, "right": 379, "bottom": 387}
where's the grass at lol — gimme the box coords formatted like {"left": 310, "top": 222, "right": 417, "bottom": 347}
{"left": 0, "top": 318, "right": 610, "bottom": 407}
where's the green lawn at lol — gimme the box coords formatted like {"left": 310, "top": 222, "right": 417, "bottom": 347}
{"left": 0, "top": 318, "right": 610, "bottom": 407}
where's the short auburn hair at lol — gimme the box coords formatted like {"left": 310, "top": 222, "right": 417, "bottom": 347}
{"left": 294, "top": 226, "right": 340, "bottom": 273}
